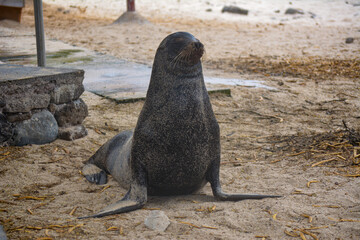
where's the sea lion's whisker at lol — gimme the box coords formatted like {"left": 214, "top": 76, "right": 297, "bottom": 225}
{"left": 171, "top": 49, "right": 187, "bottom": 68}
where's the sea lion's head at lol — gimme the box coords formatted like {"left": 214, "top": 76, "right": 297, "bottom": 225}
{"left": 156, "top": 32, "right": 204, "bottom": 69}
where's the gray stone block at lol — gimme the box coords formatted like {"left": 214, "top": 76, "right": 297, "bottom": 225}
{"left": 58, "top": 125, "right": 88, "bottom": 141}
{"left": 0, "top": 64, "right": 87, "bottom": 144}
{"left": 51, "top": 84, "right": 85, "bottom": 105}
{"left": 0, "top": 113, "right": 14, "bottom": 145}
{"left": 12, "top": 109, "right": 58, "bottom": 146}
{"left": 6, "top": 111, "right": 32, "bottom": 123}
{"left": 0, "top": 64, "right": 84, "bottom": 112}
{"left": 49, "top": 69, "right": 85, "bottom": 104}
{"left": 0, "top": 78, "right": 54, "bottom": 113}
{"left": 51, "top": 98, "right": 88, "bottom": 127}
{"left": 0, "top": 99, "right": 6, "bottom": 108}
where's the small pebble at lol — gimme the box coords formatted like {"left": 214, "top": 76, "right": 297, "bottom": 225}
{"left": 221, "top": 6, "right": 249, "bottom": 15}
{"left": 285, "top": 8, "right": 304, "bottom": 15}
{"left": 144, "top": 210, "right": 170, "bottom": 232}
{"left": 345, "top": 37, "right": 354, "bottom": 44}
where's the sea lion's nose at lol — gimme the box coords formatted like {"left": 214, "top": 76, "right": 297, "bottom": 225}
{"left": 194, "top": 41, "right": 204, "bottom": 50}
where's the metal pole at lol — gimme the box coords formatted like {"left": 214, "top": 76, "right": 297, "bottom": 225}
{"left": 33, "top": 0, "right": 46, "bottom": 67}
{"left": 127, "top": 0, "right": 135, "bottom": 12}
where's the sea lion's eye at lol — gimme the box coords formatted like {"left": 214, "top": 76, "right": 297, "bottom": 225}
{"left": 167, "top": 38, "right": 187, "bottom": 55}
{"left": 169, "top": 37, "right": 187, "bottom": 47}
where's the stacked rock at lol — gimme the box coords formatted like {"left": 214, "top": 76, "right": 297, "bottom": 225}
{"left": 0, "top": 64, "right": 88, "bottom": 146}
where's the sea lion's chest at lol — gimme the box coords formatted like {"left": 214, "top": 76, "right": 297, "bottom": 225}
{"left": 132, "top": 94, "right": 219, "bottom": 195}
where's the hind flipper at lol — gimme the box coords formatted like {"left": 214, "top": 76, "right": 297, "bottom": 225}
{"left": 82, "top": 163, "right": 108, "bottom": 185}
{"left": 207, "top": 161, "right": 282, "bottom": 201}
{"left": 78, "top": 182, "right": 147, "bottom": 219}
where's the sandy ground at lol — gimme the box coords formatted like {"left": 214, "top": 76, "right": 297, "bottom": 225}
{"left": 1, "top": 1, "right": 360, "bottom": 239}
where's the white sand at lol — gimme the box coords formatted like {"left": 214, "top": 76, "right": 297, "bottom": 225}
{"left": 43, "top": 0, "right": 360, "bottom": 26}
{"left": 1, "top": 1, "right": 359, "bottom": 239}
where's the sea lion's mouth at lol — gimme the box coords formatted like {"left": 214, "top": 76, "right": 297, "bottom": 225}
{"left": 171, "top": 41, "right": 205, "bottom": 67}
{"left": 185, "top": 41, "right": 204, "bottom": 65}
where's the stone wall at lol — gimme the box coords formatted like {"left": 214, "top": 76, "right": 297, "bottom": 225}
{"left": 0, "top": 64, "right": 88, "bottom": 146}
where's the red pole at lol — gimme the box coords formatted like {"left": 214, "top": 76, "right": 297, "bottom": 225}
{"left": 127, "top": 0, "right": 135, "bottom": 12}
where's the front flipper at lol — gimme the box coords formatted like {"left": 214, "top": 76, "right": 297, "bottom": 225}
{"left": 78, "top": 180, "right": 148, "bottom": 219}
{"left": 207, "top": 162, "right": 282, "bottom": 201}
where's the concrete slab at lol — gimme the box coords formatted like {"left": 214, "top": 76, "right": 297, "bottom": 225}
{"left": 81, "top": 60, "right": 231, "bottom": 103}
{"left": 0, "top": 64, "right": 83, "bottom": 83}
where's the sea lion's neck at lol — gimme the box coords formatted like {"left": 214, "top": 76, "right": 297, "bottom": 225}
{"left": 142, "top": 60, "right": 207, "bottom": 116}
{"left": 147, "top": 60, "right": 204, "bottom": 93}
{"left": 166, "top": 62, "right": 203, "bottom": 79}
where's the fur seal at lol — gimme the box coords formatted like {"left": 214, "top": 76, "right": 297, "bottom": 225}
{"left": 79, "top": 32, "right": 281, "bottom": 219}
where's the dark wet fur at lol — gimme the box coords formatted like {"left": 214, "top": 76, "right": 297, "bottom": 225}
{"left": 79, "top": 32, "right": 281, "bottom": 218}
{"left": 86, "top": 130, "right": 133, "bottom": 173}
